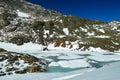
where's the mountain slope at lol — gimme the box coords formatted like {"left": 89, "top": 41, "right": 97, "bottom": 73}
{"left": 0, "top": 0, "right": 120, "bottom": 52}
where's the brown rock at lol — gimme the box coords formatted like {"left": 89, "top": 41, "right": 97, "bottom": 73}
{"left": 15, "top": 61, "right": 20, "bottom": 65}
{"left": 26, "top": 66, "right": 45, "bottom": 73}
{"left": 0, "top": 49, "right": 48, "bottom": 74}
{"left": 0, "top": 55, "right": 7, "bottom": 61}
{"left": 0, "top": 48, "right": 6, "bottom": 52}
{"left": 6, "top": 67, "right": 18, "bottom": 72}
{"left": 8, "top": 54, "right": 18, "bottom": 62}
{"left": 15, "top": 70, "right": 26, "bottom": 74}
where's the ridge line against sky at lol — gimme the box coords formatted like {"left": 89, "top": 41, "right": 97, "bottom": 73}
{"left": 27, "top": 0, "right": 120, "bottom": 22}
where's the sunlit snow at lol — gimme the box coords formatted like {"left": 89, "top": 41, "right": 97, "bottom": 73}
{"left": 17, "top": 10, "right": 30, "bottom": 17}
{"left": 63, "top": 28, "right": 69, "bottom": 35}
{"left": 0, "top": 42, "right": 120, "bottom": 80}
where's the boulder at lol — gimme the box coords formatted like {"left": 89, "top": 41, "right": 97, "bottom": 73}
{"left": 15, "top": 70, "right": 26, "bottom": 74}
{"left": 6, "top": 67, "right": 18, "bottom": 72}
{"left": 0, "top": 48, "right": 6, "bottom": 52}
{"left": 26, "top": 66, "right": 45, "bottom": 72}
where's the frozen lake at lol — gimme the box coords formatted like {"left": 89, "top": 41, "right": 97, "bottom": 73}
{"left": 0, "top": 42, "right": 120, "bottom": 80}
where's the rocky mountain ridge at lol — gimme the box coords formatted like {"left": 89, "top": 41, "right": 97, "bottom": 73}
{"left": 0, "top": 0, "right": 120, "bottom": 52}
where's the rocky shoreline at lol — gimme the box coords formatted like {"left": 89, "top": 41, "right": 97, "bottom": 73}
{"left": 0, "top": 48, "right": 49, "bottom": 76}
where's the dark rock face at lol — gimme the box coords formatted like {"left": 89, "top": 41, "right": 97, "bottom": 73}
{"left": 0, "top": 48, "right": 49, "bottom": 76}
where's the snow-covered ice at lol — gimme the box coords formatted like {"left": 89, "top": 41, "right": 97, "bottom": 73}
{"left": 1, "top": 62, "right": 120, "bottom": 80}
{"left": 58, "top": 59, "right": 90, "bottom": 68}
{"left": 49, "top": 62, "right": 60, "bottom": 67}
{"left": 58, "top": 53, "right": 84, "bottom": 60}
{"left": 68, "top": 62, "right": 120, "bottom": 80}
{"left": 88, "top": 55, "right": 120, "bottom": 62}
{"left": 0, "top": 68, "right": 95, "bottom": 80}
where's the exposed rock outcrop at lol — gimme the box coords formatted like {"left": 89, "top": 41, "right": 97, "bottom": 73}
{"left": 0, "top": 48, "right": 49, "bottom": 76}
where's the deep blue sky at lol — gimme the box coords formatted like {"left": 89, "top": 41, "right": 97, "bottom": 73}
{"left": 27, "top": 0, "right": 120, "bottom": 22}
